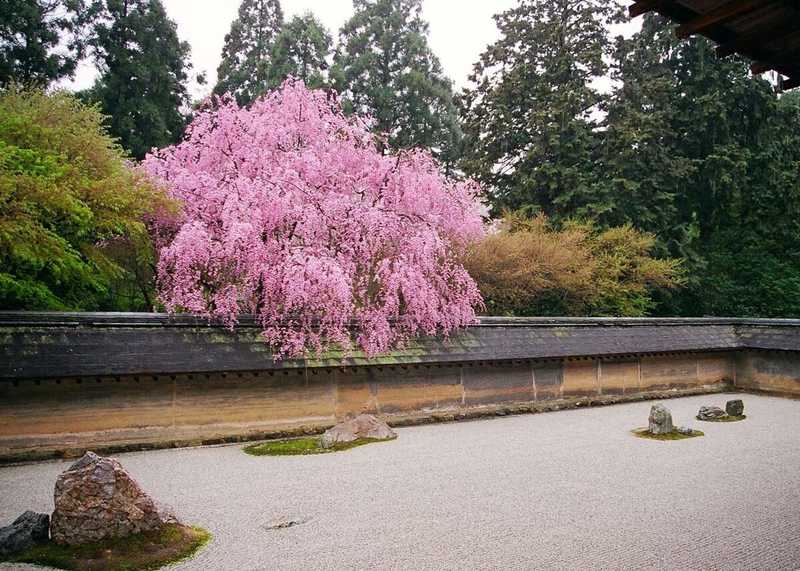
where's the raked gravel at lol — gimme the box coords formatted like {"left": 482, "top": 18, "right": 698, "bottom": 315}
{"left": 1, "top": 392, "right": 799, "bottom": 570}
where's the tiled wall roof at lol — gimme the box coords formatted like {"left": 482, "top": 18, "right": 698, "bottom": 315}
{"left": 0, "top": 313, "right": 797, "bottom": 379}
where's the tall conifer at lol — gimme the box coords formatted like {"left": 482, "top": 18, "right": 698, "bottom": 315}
{"left": 268, "top": 13, "right": 331, "bottom": 89}
{"left": 0, "top": 0, "right": 87, "bottom": 86}
{"left": 332, "top": 0, "right": 462, "bottom": 166}
{"left": 460, "top": 0, "right": 623, "bottom": 217}
{"left": 85, "top": 0, "right": 192, "bottom": 160}
{"left": 214, "top": 0, "right": 283, "bottom": 105}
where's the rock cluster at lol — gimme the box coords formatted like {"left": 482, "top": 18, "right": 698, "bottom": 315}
{"left": 0, "top": 511, "right": 49, "bottom": 556}
{"left": 648, "top": 404, "right": 674, "bottom": 435}
{"left": 697, "top": 400, "right": 745, "bottom": 421}
{"left": 321, "top": 414, "right": 397, "bottom": 449}
{"left": 697, "top": 406, "right": 727, "bottom": 421}
{"left": 50, "top": 451, "right": 176, "bottom": 546}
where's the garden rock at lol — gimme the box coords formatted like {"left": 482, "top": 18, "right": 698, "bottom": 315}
{"left": 321, "top": 414, "right": 397, "bottom": 449}
{"left": 676, "top": 426, "right": 694, "bottom": 435}
{"left": 726, "top": 399, "right": 744, "bottom": 416}
{"left": 51, "top": 451, "right": 177, "bottom": 546}
{"left": 697, "top": 406, "right": 727, "bottom": 421}
{"left": 648, "top": 404, "right": 673, "bottom": 435}
{"left": 0, "top": 511, "right": 49, "bottom": 556}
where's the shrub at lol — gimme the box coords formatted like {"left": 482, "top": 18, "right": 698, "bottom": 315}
{"left": 464, "top": 212, "right": 683, "bottom": 316}
{"left": 0, "top": 86, "right": 170, "bottom": 310}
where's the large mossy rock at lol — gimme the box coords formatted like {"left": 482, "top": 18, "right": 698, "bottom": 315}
{"left": 321, "top": 414, "right": 397, "bottom": 449}
{"left": 648, "top": 404, "right": 674, "bottom": 435}
{"left": 51, "top": 452, "right": 176, "bottom": 546}
{"left": 0, "top": 511, "right": 49, "bottom": 556}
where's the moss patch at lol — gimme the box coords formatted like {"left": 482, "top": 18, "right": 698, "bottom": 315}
{"left": 697, "top": 414, "right": 747, "bottom": 422}
{"left": 243, "top": 436, "right": 392, "bottom": 456}
{"left": 632, "top": 428, "right": 704, "bottom": 441}
{"left": 3, "top": 523, "right": 210, "bottom": 571}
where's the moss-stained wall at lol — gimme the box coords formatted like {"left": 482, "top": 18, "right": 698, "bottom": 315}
{"left": 2, "top": 313, "right": 797, "bottom": 462}
{"left": 0, "top": 352, "right": 737, "bottom": 462}
{"left": 735, "top": 351, "right": 800, "bottom": 397}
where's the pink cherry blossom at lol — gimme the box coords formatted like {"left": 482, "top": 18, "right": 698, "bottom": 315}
{"left": 143, "top": 80, "right": 485, "bottom": 358}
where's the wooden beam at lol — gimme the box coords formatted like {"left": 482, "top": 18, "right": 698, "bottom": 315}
{"left": 782, "top": 76, "right": 800, "bottom": 90}
{"left": 750, "top": 61, "right": 772, "bottom": 75}
{"left": 716, "top": 20, "right": 800, "bottom": 58}
{"left": 750, "top": 61, "right": 796, "bottom": 76}
{"left": 629, "top": 0, "right": 673, "bottom": 19}
{"left": 676, "top": 0, "right": 768, "bottom": 39}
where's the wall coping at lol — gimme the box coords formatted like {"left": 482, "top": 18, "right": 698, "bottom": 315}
{"left": 1, "top": 312, "right": 798, "bottom": 379}
{"left": 1, "top": 311, "right": 799, "bottom": 329}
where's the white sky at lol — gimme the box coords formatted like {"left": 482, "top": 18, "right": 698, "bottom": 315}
{"left": 67, "top": 0, "right": 640, "bottom": 100}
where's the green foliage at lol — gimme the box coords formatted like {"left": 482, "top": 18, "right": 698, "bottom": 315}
{"left": 243, "top": 436, "right": 391, "bottom": 456}
{"left": 603, "top": 15, "right": 800, "bottom": 317}
{"left": 460, "top": 0, "right": 625, "bottom": 218}
{"left": 214, "top": 0, "right": 284, "bottom": 105}
{"left": 0, "top": 0, "right": 87, "bottom": 87}
{"left": 268, "top": 13, "right": 332, "bottom": 89}
{"left": 463, "top": 213, "right": 684, "bottom": 317}
{"left": 0, "top": 87, "right": 171, "bottom": 310}
{"left": 82, "top": 0, "right": 192, "bottom": 160}
{"left": 4, "top": 524, "right": 210, "bottom": 571}
{"left": 632, "top": 428, "right": 704, "bottom": 441}
{"left": 696, "top": 414, "right": 746, "bottom": 423}
{"left": 599, "top": 20, "right": 693, "bottom": 247}
{"left": 461, "top": 7, "right": 800, "bottom": 318}
{"left": 332, "top": 0, "right": 462, "bottom": 166}
{"left": 584, "top": 222, "right": 685, "bottom": 316}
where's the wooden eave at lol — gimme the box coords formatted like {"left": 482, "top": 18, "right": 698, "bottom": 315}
{"left": 629, "top": 0, "right": 800, "bottom": 90}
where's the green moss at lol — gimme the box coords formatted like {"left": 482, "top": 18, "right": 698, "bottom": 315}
{"left": 697, "top": 414, "right": 747, "bottom": 422}
{"left": 3, "top": 523, "right": 211, "bottom": 571}
{"left": 631, "top": 428, "right": 704, "bottom": 441}
{"left": 243, "top": 436, "right": 392, "bottom": 456}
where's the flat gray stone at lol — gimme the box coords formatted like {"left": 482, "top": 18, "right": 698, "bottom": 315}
{"left": 697, "top": 406, "right": 728, "bottom": 421}
{"left": 0, "top": 511, "right": 49, "bottom": 556}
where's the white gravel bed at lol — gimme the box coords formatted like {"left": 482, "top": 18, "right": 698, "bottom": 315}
{"left": 1, "top": 392, "right": 799, "bottom": 570}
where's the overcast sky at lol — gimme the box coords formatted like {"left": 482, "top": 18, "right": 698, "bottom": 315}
{"left": 67, "top": 0, "right": 640, "bottom": 99}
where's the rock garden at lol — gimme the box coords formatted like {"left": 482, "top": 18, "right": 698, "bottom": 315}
{"left": 1, "top": 414, "right": 399, "bottom": 569}
{"left": 632, "top": 403, "right": 704, "bottom": 440}
{"left": 633, "top": 399, "right": 747, "bottom": 440}
{"left": 0, "top": 397, "right": 762, "bottom": 570}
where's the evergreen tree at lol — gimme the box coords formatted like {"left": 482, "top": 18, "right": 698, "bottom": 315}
{"left": 268, "top": 12, "right": 331, "bottom": 89}
{"left": 332, "top": 0, "right": 462, "bottom": 166}
{"left": 459, "top": 0, "right": 624, "bottom": 218}
{"left": 214, "top": 0, "right": 283, "bottom": 105}
{"left": 603, "top": 14, "right": 800, "bottom": 317}
{"left": 84, "top": 0, "right": 192, "bottom": 160}
{"left": 0, "top": 0, "right": 87, "bottom": 86}
{"left": 599, "top": 15, "right": 695, "bottom": 253}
